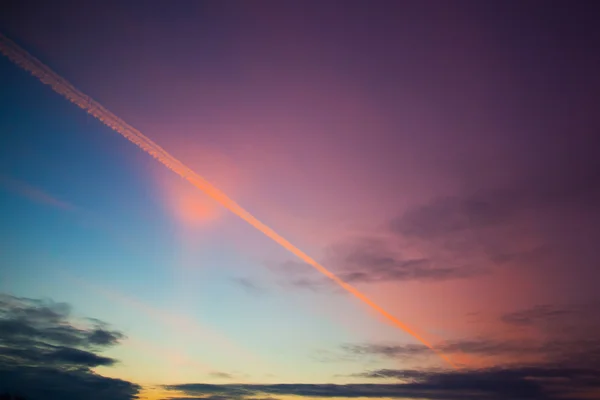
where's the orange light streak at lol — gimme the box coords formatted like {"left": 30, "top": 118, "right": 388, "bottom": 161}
{"left": 0, "top": 33, "right": 455, "bottom": 368}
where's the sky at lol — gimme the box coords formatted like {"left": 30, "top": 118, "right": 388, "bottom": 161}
{"left": 1, "top": 1, "right": 600, "bottom": 399}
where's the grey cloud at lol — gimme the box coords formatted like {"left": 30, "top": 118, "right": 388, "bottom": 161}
{"left": 339, "top": 334, "right": 600, "bottom": 372}
{"left": 0, "top": 344, "right": 117, "bottom": 368}
{"left": 501, "top": 305, "right": 575, "bottom": 327}
{"left": 269, "top": 260, "right": 339, "bottom": 293}
{"left": 391, "top": 196, "right": 506, "bottom": 239}
{"left": 340, "top": 339, "right": 548, "bottom": 361}
{"left": 353, "top": 366, "right": 600, "bottom": 399}
{"left": 209, "top": 371, "right": 235, "bottom": 379}
{"left": 0, "top": 294, "right": 124, "bottom": 351}
{"left": 163, "top": 397, "right": 281, "bottom": 400}
{"left": 0, "top": 293, "right": 139, "bottom": 400}
{"left": 231, "top": 278, "right": 267, "bottom": 296}
{"left": 166, "top": 365, "right": 600, "bottom": 399}
{"left": 48, "top": 347, "right": 117, "bottom": 367}
{"left": 334, "top": 238, "right": 481, "bottom": 283}
{"left": 500, "top": 303, "right": 600, "bottom": 353}
{"left": 0, "top": 365, "right": 140, "bottom": 400}
{"left": 316, "top": 125, "right": 600, "bottom": 287}
{"left": 87, "top": 327, "right": 124, "bottom": 346}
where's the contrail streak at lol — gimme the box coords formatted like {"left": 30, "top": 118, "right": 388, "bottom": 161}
{"left": 0, "top": 33, "right": 455, "bottom": 368}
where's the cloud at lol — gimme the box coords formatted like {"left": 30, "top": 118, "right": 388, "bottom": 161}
{"left": 272, "top": 191, "right": 547, "bottom": 288}
{"left": 499, "top": 303, "right": 600, "bottom": 344}
{"left": 0, "top": 345, "right": 117, "bottom": 368}
{"left": 339, "top": 338, "right": 600, "bottom": 370}
{"left": 284, "top": 128, "right": 600, "bottom": 288}
{"left": 0, "top": 365, "right": 140, "bottom": 400}
{"left": 333, "top": 300, "right": 600, "bottom": 373}
{"left": 390, "top": 196, "right": 506, "bottom": 239}
{"left": 329, "top": 237, "right": 482, "bottom": 283}
{"left": 230, "top": 278, "right": 266, "bottom": 296}
{"left": 0, "top": 294, "right": 139, "bottom": 400}
{"left": 0, "top": 294, "right": 124, "bottom": 352}
{"left": 267, "top": 260, "right": 339, "bottom": 293}
{"left": 353, "top": 366, "right": 600, "bottom": 399}
{"left": 273, "top": 235, "right": 485, "bottom": 290}
{"left": 339, "top": 339, "right": 568, "bottom": 363}
{"left": 304, "top": 167, "right": 596, "bottom": 286}
{"left": 164, "top": 397, "right": 281, "bottom": 400}
{"left": 0, "top": 174, "right": 76, "bottom": 212}
{"left": 209, "top": 371, "right": 236, "bottom": 380}
{"left": 501, "top": 305, "right": 578, "bottom": 327}
{"left": 165, "top": 365, "right": 600, "bottom": 399}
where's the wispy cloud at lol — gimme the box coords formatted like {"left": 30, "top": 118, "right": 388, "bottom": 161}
{"left": 0, "top": 174, "right": 76, "bottom": 211}
{"left": 230, "top": 277, "right": 267, "bottom": 296}
{"left": 501, "top": 305, "right": 578, "bottom": 327}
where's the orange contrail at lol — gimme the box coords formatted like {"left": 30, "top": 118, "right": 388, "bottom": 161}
{"left": 0, "top": 33, "right": 455, "bottom": 368}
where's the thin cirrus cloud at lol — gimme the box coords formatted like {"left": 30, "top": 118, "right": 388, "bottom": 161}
{"left": 0, "top": 174, "right": 76, "bottom": 212}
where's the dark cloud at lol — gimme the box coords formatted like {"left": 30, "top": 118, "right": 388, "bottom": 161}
{"left": 0, "top": 344, "right": 117, "bottom": 367}
{"left": 164, "top": 397, "right": 281, "bottom": 400}
{"left": 354, "top": 366, "right": 600, "bottom": 399}
{"left": 0, "top": 365, "right": 140, "bottom": 400}
{"left": 0, "top": 294, "right": 124, "bottom": 351}
{"left": 87, "top": 327, "right": 124, "bottom": 346}
{"left": 0, "top": 293, "right": 139, "bottom": 400}
{"left": 350, "top": 338, "right": 600, "bottom": 367}
{"left": 165, "top": 365, "right": 600, "bottom": 399}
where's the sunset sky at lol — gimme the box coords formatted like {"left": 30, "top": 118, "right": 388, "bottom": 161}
{"left": 1, "top": 1, "right": 600, "bottom": 400}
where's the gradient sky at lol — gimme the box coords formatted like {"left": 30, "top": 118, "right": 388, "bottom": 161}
{"left": 1, "top": 1, "right": 600, "bottom": 400}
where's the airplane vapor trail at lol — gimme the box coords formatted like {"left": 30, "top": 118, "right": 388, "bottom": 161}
{"left": 0, "top": 33, "right": 455, "bottom": 368}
